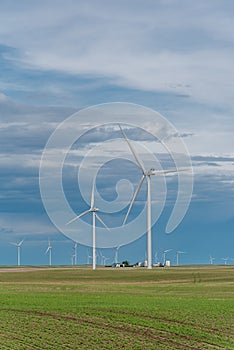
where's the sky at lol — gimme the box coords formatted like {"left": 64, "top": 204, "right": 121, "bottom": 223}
{"left": 0, "top": 0, "right": 233, "bottom": 266}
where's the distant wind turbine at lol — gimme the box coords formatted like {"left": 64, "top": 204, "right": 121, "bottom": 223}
{"left": 222, "top": 257, "right": 229, "bottom": 265}
{"left": 114, "top": 245, "right": 121, "bottom": 264}
{"left": 163, "top": 249, "right": 172, "bottom": 265}
{"left": 103, "top": 256, "right": 109, "bottom": 266}
{"left": 209, "top": 255, "right": 215, "bottom": 265}
{"left": 99, "top": 251, "right": 109, "bottom": 266}
{"left": 45, "top": 240, "right": 52, "bottom": 266}
{"left": 119, "top": 124, "right": 188, "bottom": 269}
{"left": 176, "top": 251, "right": 186, "bottom": 266}
{"left": 86, "top": 249, "right": 92, "bottom": 265}
{"left": 99, "top": 250, "right": 104, "bottom": 265}
{"left": 66, "top": 181, "right": 109, "bottom": 270}
{"left": 10, "top": 239, "right": 24, "bottom": 266}
{"left": 154, "top": 251, "right": 159, "bottom": 264}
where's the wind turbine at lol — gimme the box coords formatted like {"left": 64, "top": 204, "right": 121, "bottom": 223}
{"left": 119, "top": 124, "right": 187, "bottom": 269}
{"left": 99, "top": 250, "right": 109, "bottom": 266}
{"left": 103, "top": 256, "right": 109, "bottom": 266}
{"left": 176, "top": 250, "right": 186, "bottom": 266}
{"left": 154, "top": 251, "right": 159, "bottom": 264}
{"left": 163, "top": 249, "right": 172, "bottom": 265}
{"left": 66, "top": 182, "right": 109, "bottom": 270}
{"left": 222, "top": 257, "right": 229, "bottom": 265}
{"left": 45, "top": 240, "right": 52, "bottom": 266}
{"left": 86, "top": 249, "right": 92, "bottom": 265}
{"left": 209, "top": 255, "right": 215, "bottom": 265}
{"left": 114, "top": 245, "right": 121, "bottom": 264}
{"left": 99, "top": 250, "right": 104, "bottom": 265}
{"left": 10, "top": 239, "right": 24, "bottom": 266}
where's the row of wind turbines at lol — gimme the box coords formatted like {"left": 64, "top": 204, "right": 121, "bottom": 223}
{"left": 9, "top": 238, "right": 111, "bottom": 267}
{"left": 10, "top": 239, "right": 52, "bottom": 266}
{"left": 10, "top": 239, "right": 232, "bottom": 267}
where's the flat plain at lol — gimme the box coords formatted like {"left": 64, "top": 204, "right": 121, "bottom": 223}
{"left": 0, "top": 266, "right": 233, "bottom": 349}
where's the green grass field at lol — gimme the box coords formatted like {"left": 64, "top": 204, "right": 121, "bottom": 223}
{"left": 0, "top": 266, "right": 233, "bottom": 349}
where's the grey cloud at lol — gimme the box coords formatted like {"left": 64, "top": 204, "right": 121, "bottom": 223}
{"left": 0, "top": 97, "right": 77, "bottom": 154}
{"left": 195, "top": 162, "right": 221, "bottom": 167}
{"left": 0, "top": 227, "right": 13, "bottom": 234}
{"left": 192, "top": 155, "right": 234, "bottom": 162}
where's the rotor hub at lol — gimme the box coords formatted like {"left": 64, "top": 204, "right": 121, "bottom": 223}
{"left": 145, "top": 168, "right": 155, "bottom": 176}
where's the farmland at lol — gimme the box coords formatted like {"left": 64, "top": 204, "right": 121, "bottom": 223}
{"left": 0, "top": 266, "right": 233, "bottom": 349}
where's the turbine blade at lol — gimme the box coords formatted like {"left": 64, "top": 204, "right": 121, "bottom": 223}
{"left": 91, "top": 181, "right": 95, "bottom": 208}
{"left": 10, "top": 242, "right": 17, "bottom": 246}
{"left": 119, "top": 124, "right": 145, "bottom": 173}
{"left": 18, "top": 239, "right": 24, "bottom": 246}
{"left": 151, "top": 168, "right": 190, "bottom": 175}
{"left": 123, "top": 174, "right": 145, "bottom": 225}
{"left": 45, "top": 247, "right": 49, "bottom": 254}
{"left": 95, "top": 213, "right": 110, "bottom": 231}
{"left": 66, "top": 209, "right": 91, "bottom": 225}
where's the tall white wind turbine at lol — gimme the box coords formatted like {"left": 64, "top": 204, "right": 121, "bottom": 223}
{"left": 67, "top": 182, "right": 109, "bottom": 270}
{"left": 45, "top": 240, "right": 52, "bottom": 266}
{"left": 119, "top": 124, "right": 187, "bottom": 269}
{"left": 10, "top": 239, "right": 24, "bottom": 266}
{"left": 176, "top": 250, "right": 186, "bottom": 266}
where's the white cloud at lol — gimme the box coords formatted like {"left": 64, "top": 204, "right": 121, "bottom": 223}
{"left": 0, "top": 1, "right": 234, "bottom": 107}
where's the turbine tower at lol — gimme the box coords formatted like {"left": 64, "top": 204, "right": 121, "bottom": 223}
{"left": 10, "top": 239, "right": 24, "bottom": 266}
{"left": 176, "top": 250, "right": 186, "bottom": 266}
{"left": 119, "top": 125, "right": 187, "bottom": 269}
{"left": 45, "top": 240, "right": 52, "bottom": 266}
{"left": 73, "top": 242, "right": 78, "bottom": 265}
{"left": 71, "top": 253, "right": 75, "bottom": 265}
{"left": 67, "top": 181, "right": 109, "bottom": 270}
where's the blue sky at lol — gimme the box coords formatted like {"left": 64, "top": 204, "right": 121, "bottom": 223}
{"left": 0, "top": 0, "right": 234, "bottom": 266}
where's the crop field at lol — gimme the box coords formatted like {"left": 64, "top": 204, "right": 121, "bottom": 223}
{"left": 0, "top": 266, "right": 233, "bottom": 349}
